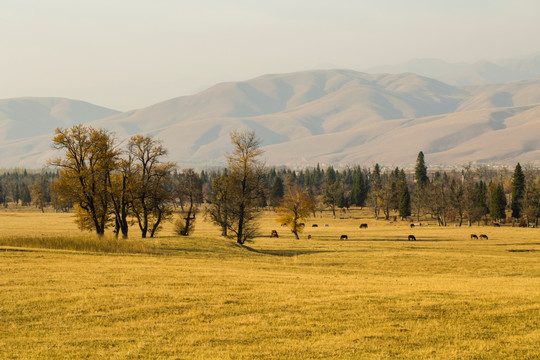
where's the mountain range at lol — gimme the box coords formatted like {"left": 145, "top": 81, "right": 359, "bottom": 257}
{"left": 2, "top": 68, "right": 540, "bottom": 169}
{"left": 364, "top": 53, "right": 540, "bottom": 87}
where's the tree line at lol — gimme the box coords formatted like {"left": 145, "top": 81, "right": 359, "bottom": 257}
{"left": 2, "top": 126, "right": 540, "bottom": 242}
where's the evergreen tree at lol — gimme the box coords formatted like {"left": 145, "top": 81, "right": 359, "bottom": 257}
{"left": 398, "top": 185, "right": 411, "bottom": 219}
{"left": 414, "top": 151, "right": 429, "bottom": 186}
{"left": 490, "top": 183, "right": 507, "bottom": 221}
{"left": 351, "top": 170, "right": 368, "bottom": 207}
{"left": 21, "top": 184, "right": 31, "bottom": 205}
{"left": 270, "top": 176, "right": 284, "bottom": 206}
{"left": 511, "top": 162, "right": 525, "bottom": 219}
{"left": 369, "top": 164, "right": 382, "bottom": 219}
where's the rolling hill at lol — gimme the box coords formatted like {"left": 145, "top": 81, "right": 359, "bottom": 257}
{"left": 1, "top": 70, "right": 540, "bottom": 169}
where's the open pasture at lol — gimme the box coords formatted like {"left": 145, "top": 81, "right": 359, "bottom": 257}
{"left": 1, "top": 209, "right": 539, "bottom": 359}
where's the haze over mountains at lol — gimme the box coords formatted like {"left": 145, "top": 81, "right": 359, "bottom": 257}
{"left": 364, "top": 53, "right": 540, "bottom": 86}
{"left": 2, "top": 58, "right": 540, "bottom": 169}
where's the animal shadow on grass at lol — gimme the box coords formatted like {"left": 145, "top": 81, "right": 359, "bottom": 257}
{"left": 241, "top": 245, "right": 329, "bottom": 257}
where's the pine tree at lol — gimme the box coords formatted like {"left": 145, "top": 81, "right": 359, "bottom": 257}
{"left": 490, "top": 183, "right": 507, "bottom": 221}
{"left": 414, "top": 151, "right": 429, "bottom": 187}
{"left": 369, "top": 164, "right": 382, "bottom": 219}
{"left": 351, "top": 170, "right": 367, "bottom": 207}
{"left": 270, "top": 176, "right": 284, "bottom": 206}
{"left": 511, "top": 162, "right": 525, "bottom": 219}
{"left": 398, "top": 185, "right": 411, "bottom": 219}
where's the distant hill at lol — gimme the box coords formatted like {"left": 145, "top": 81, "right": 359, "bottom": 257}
{"left": 0, "top": 97, "right": 120, "bottom": 167}
{"left": 364, "top": 53, "right": 540, "bottom": 86}
{"left": 1, "top": 70, "right": 540, "bottom": 169}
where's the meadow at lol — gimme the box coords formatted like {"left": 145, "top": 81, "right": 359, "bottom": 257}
{"left": 1, "top": 207, "right": 539, "bottom": 359}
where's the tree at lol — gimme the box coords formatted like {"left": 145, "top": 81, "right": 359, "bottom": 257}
{"left": 415, "top": 151, "right": 429, "bottom": 186}
{"left": 31, "top": 173, "right": 51, "bottom": 212}
{"left": 323, "top": 166, "right": 341, "bottom": 218}
{"left": 369, "top": 164, "right": 382, "bottom": 219}
{"left": 398, "top": 184, "right": 411, "bottom": 219}
{"left": 449, "top": 176, "right": 465, "bottom": 226}
{"left": 521, "top": 166, "right": 540, "bottom": 227}
{"left": 490, "top": 183, "right": 507, "bottom": 221}
{"left": 128, "top": 135, "right": 175, "bottom": 238}
{"left": 276, "top": 186, "right": 313, "bottom": 239}
{"left": 174, "top": 168, "right": 202, "bottom": 236}
{"left": 413, "top": 151, "right": 429, "bottom": 221}
{"left": 108, "top": 154, "right": 135, "bottom": 238}
{"left": 473, "top": 180, "right": 489, "bottom": 225}
{"left": 223, "top": 130, "right": 266, "bottom": 244}
{"left": 351, "top": 169, "right": 368, "bottom": 207}
{"left": 511, "top": 163, "right": 525, "bottom": 219}
{"left": 206, "top": 173, "right": 231, "bottom": 237}
{"left": 50, "top": 125, "right": 118, "bottom": 235}
{"left": 269, "top": 176, "right": 284, "bottom": 207}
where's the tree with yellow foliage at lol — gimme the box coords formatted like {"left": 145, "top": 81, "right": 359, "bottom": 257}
{"left": 276, "top": 186, "right": 313, "bottom": 239}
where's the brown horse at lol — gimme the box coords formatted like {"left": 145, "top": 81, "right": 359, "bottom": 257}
{"left": 470, "top": 234, "right": 478, "bottom": 239}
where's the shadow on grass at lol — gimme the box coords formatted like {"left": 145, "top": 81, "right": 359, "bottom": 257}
{"left": 313, "top": 236, "right": 450, "bottom": 242}
{"left": 0, "top": 247, "right": 40, "bottom": 253}
{"left": 241, "top": 245, "right": 330, "bottom": 257}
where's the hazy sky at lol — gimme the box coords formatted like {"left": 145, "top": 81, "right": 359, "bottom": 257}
{"left": 2, "top": 0, "right": 539, "bottom": 110}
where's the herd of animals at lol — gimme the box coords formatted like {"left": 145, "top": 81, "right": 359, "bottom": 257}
{"left": 271, "top": 222, "right": 494, "bottom": 241}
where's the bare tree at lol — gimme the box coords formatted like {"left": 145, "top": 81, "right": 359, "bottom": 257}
{"left": 206, "top": 173, "right": 231, "bottom": 237}
{"left": 208, "top": 130, "right": 265, "bottom": 244}
{"left": 128, "top": 135, "right": 175, "bottom": 238}
{"left": 174, "top": 168, "right": 202, "bottom": 236}
{"left": 108, "top": 153, "right": 134, "bottom": 238}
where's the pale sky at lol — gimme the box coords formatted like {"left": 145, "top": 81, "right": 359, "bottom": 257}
{"left": 1, "top": 0, "right": 539, "bottom": 110}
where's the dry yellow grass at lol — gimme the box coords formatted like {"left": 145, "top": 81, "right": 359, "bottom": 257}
{"left": 1, "top": 208, "right": 539, "bottom": 359}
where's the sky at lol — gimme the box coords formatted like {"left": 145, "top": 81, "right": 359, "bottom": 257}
{"left": 1, "top": 0, "right": 539, "bottom": 111}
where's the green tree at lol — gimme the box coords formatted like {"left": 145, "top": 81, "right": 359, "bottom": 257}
{"left": 490, "top": 183, "right": 507, "bottom": 221}
{"left": 351, "top": 169, "right": 368, "bottom": 207}
{"left": 398, "top": 184, "right": 411, "bottom": 219}
{"left": 270, "top": 176, "right": 284, "bottom": 207}
{"left": 510, "top": 162, "right": 525, "bottom": 219}
{"left": 323, "top": 166, "right": 340, "bottom": 217}
{"left": 415, "top": 151, "right": 429, "bottom": 186}
{"left": 369, "top": 164, "right": 382, "bottom": 219}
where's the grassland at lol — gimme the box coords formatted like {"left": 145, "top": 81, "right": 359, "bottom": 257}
{"left": 1, "top": 208, "right": 539, "bottom": 359}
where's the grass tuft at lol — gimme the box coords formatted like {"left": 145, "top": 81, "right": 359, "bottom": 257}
{"left": 0, "top": 235, "right": 159, "bottom": 254}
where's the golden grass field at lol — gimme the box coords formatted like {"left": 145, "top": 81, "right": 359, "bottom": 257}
{"left": 1, "top": 207, "right": 539, "bottom": 359}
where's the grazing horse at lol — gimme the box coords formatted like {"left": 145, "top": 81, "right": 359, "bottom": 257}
{"left": 270, "top": 230, "right": 279, "bottom": 238}
{"left": 340, "top": 235, "right": 348, "bottom": 240}
{"left": 408, "top": 235, "right": 416, "bottom": 241}
{"left": 359, "top": 223, "right": 368, "bottom": 229}
{"left": 493, "top": 223, "right": 500, "bottom": 227}
{"left": 479, "top": 234, "right": 488, "bottom": 239}
{"left": 312, "top": 224, "right": 318, "bottom": 227}
{"left": 470, "top": 234, "right": 478, "bottom": 239}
